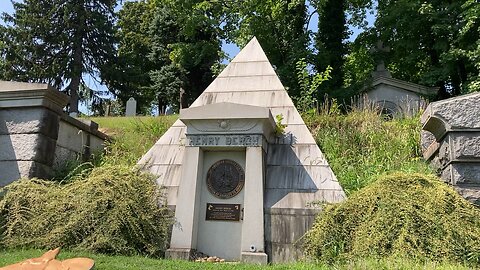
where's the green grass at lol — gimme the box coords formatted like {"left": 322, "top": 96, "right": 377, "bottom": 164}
{"left": 304, "top": 109, "right": 433, "bottom": 195}
{"left": 0, "top": 249, "right": 471, "bottom": 270}
{"left": 88, "top": 116, "right": 176, "bottom": 165}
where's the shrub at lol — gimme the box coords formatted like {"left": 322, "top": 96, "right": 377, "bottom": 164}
{"left": 0, "top": 165, "right": 173, "bottom": 257}
{"left": 304, "top": 172, "right": 480, "bottom": 265}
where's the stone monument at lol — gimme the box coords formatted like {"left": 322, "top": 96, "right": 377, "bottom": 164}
{"left": 421, "top": 92, "right": 480, "bottom": 204}
{"left": 126, "top": 97, "right": 137, "bottom": 116}
{"left": 0, "top": 81, "right": 107, "bottom": 186}
{"left": 360, "top": 41, "right": 438, "bottom": 117}
{"left": 139, "top": 37, "right": 345, "bottom": 263}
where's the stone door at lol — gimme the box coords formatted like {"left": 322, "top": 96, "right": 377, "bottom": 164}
{"left": 196, "top": 150, "right": 245, "bottom": 260}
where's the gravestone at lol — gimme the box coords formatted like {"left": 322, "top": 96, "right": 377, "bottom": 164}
{"left": 421, "top": 92, "right": 480, "bottom": 204}
{"left": 126, "top": 97, "right": 136, "bottom": 116}
{"left": 138, "top": 37, "right": 345, "bottom": 263}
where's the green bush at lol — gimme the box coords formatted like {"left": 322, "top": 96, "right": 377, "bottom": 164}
{"left": 305, "top": 108, "right": 433, "bottom": 194}
{"left": 304, "top": 172, "right": 480, "bottom": 265}
{"left": 0, "top": 165, "right": 173, "bottom": 257}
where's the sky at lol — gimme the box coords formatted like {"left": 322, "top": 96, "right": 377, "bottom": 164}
{"left": 0, "top": 0, "right": 375, "bottom": 114}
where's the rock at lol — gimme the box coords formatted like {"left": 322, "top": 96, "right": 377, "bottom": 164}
{"left": 206, "top": 257, "right": 216, "bottom": 262}
{"left": 220, "top": 259, "right": 225, "bottom": 263}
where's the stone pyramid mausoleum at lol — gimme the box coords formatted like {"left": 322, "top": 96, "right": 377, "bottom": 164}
{"left": 139, "top": 37, "right": 345, "bottom": 263}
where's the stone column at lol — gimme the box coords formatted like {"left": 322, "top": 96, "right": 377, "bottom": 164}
{"left": 166, "top": 146, "right": 203, "bottom": 260}
{"left": 241, "top": 146, "right": 268, "bottom": 264}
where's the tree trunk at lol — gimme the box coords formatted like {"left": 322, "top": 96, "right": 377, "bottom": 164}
{"left": 69, "top": 1, "right": 85, "bottom": 114}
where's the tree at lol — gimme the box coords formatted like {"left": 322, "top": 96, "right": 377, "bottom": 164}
{"left": 0, "top": 0, "right": 117, "bottom": 113}
{"left": 314, "top": 0, "right": 347, "bottom": 98}
{"left": 451, "top": 0, "right": 480, "bottom": 93}
{"left": 374, "top": 0, "right": 477, "bottom": 97}
{"left": 101, "top": 0, "right": 156, "bottom": 114}
{"left": 104, "top": 0, "right": 222, "bottom": 113}
{"left": 225, "top": 0, "right": 310, "bottom": 97}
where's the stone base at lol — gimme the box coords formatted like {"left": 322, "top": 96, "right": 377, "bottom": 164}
{"left": 165, "top": 248, "right": 195, "bottom": 261}
{"left": 241, "top": 252, "right": 268, "bottom": 264}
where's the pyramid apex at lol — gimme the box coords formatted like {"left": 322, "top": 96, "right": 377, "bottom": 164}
{"left": 230, "top": 36, "right": 270, "bottom": 63}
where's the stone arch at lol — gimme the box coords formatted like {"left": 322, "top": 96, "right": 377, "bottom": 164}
{"left": 376, "top": 100, "right": 402, "bottom": 119}
{"left": 422, "top": 115, "right": 448, "bottom": 141}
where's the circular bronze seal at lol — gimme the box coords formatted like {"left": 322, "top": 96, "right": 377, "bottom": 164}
{"left": 206, "top": 159, "right": 245, "bottom": 199}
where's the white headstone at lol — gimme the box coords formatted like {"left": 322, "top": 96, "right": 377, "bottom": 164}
{"left": 126, "top": 97, "right": 136, "bottom": 116}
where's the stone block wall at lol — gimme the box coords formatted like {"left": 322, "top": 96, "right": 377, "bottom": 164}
{"left": 421, "top": 92, "right": 480, "bottom": 204}
{"left": 0, "top": 81, "right": 107, "bottom": 186}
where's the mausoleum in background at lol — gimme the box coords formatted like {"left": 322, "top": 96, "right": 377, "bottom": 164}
{"left": 360, "top": 42, "right": 438, "bottom": 117}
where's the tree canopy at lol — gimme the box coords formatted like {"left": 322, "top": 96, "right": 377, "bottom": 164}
{"left": 0, "top": 0, "right": 117, "bottom": 113}
{"left": 1, "top": 0, "right": 478, "bottom": 114}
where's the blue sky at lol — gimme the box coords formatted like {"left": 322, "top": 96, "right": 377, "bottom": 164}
{"left": 0, "top": 1, "right": 374, "bottom": 114}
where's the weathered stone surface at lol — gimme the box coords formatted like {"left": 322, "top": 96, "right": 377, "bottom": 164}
{"left": 450, "top": 164, "right": 480, "bottom": 184}
{"left": 420, "top": 130, "right": 436, "bottom": 153}
{"left": 265, "top": 189, "right": 345, "bottom": 209}
{"left": 454, "top": 184, "right": 480, "bottom": 205}
{"left": 241, "top": 252, "right": 268, "bottom": 264}
{"left": 267, "top": 144, "right": 328, "bottom": 166}
{"left": 53, "top": 145, "right": 80, "bottom": 170}
{"left": 265, "top": 242, "right": 306, "bottom": 263}
{"left": 0, "top": 134, "right": 56, "bottom": 165}
{"left": 365, "top": 81, "right": 433, "bottom": 117}
{"left": 266, "top": 165, "right": 339, "bottom": 190}
{"left": 264, "top": 211, "right": 316, "bottom": 244}
{"left": 422, "top": 92, "right": 480, "bottom": 204}
{"left": 0, "top": 82, "right": 107, "bottom": 187}
{"left": 0, "top": 161, "right": 21, "bottom": 186}
{"left": 451, "top": 133, "right": 480, "bottom": 160}
{"left": 424, "top": 92, "right": 480, "bottom": 130}
{"left": 0, "top": 107, "right": 59, "bottom": 138}
{"left": 0, "top": 160, "right": 52, "bottom": 186}
{"left": 126, "top": 97, "right": 137, "bottom": 116}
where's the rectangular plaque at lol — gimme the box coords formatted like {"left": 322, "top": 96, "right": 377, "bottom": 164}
{"left": 206, "top": 203, "right": 241, "bottom": 221}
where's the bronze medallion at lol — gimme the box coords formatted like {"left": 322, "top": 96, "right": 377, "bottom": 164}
{"left": 206, "top": 159, "right": 245, "bottom": 199}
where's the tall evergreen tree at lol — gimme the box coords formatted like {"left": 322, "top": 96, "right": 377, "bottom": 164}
{"left": 0, "top": 0, "right": 117, "bottom": 113}
{"left": 314, "top": 0, "right": 347, "bottom": 99}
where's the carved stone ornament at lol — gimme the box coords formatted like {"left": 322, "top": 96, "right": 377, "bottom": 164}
{"left": 207, "top": 159, "right": 245, "bottom": 199}
{"left": 0, "top": 248, "right": 94, "bottom": 270}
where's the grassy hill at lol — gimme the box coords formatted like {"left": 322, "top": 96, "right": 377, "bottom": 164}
{"left": 89, "top": 110, "right": 432, "bottom": 195}
{"left": 2, "top": 111, "right": 476, "bottom": 269}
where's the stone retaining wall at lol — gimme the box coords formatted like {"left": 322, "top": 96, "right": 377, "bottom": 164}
{"left": 0, "top": 81, "right": 107, "bottom": 186}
